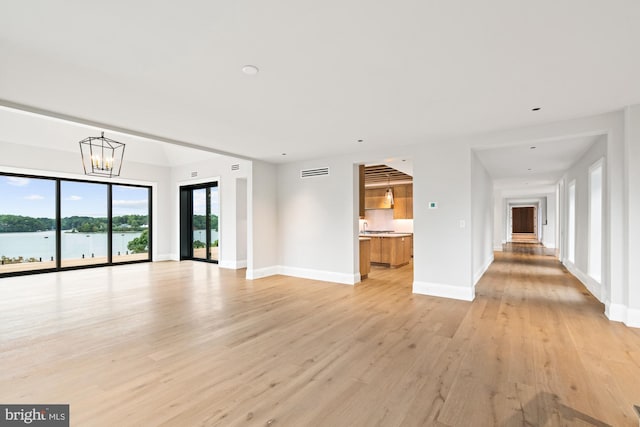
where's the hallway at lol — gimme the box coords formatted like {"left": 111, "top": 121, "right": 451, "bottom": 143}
{"left": 0, "top": 245, "right": 639, "bottom": 426}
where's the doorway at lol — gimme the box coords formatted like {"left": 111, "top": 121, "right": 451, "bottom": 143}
{"left": 511, "top": 206, "right": 537, "bottom": 242}
{"left": 179, "top": 182, "right": 219, "bottom": 263}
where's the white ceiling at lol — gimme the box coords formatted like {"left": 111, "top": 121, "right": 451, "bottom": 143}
{"left": 0, "top": 0, "right": 640, "bottom": 161}
{"left": 0, "top": 106, "right": 220, "bottom": 167}
{"left": 1, "top": 1, "right": 639, "bottom": 165}
{"left": 474, "top": 135, "right": 600, "bottom": 195}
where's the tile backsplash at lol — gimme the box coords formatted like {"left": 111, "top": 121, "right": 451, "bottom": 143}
{"left": 361, "top": 209, "right": 413, "bottom": 233}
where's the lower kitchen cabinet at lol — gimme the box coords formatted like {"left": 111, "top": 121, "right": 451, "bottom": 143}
{"left": 369, "top": 235, "right": 412, "bottom": 268}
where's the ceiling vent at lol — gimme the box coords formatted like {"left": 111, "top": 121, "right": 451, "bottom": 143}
{"left": 231, "top": 164, "right": 240, "bottom": 171}
{"left": 300, "top": 167, "right": 330, "bottom": 178}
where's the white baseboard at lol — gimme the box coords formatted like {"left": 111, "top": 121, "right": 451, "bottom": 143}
{"left": 605, "top": 302, "right": 640, "bottom": 328}
{"left": 279, "top": 266, "right": 358, "bottom": 285}
{"left": 627, "top": 307, "right": 640, "bottom": 328}
{"left": 219, "top": 259, "right": 247, "bottom": 269}
{"left": 474, "top": 254, "right": 494, "bottom": 286}
{"left": 246, "top": 266, "right": 279, "bottom": 280}
{"left": 413, "top": 281, "right": 475, "bottom": 301}
{"left": 154, "top": 253, "right": 175, "bottom": 262}
{"left": 563, "top": 261, "right": 603, "bottom": 302}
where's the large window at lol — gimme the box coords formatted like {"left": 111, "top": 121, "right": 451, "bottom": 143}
{"left": 0, "top": 173, "right": 151, "bottom": 277}
{"left": 0, "top": 176, "right": 57, "bottom": 273}
{"left": 112, "top": 185, "right": 150, "bottom": 263}
{"left": 567, "top": 180, "right": 576, "bottom": 264}
{"left": 588, "top": 161, "right": 603, "bottom": 282}
{"left": 61, "top": 180, "right": 109, "bottom": 268}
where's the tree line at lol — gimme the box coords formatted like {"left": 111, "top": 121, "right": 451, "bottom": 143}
{"left": 0, "top": 214, "right": 218, "bottom": 233}
{"left": 0, "top": 214, "right": 151, "bottom": 233}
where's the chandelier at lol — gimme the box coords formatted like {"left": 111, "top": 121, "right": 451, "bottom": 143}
{"left": 79, "top": 132, "right": 125, "bottom": 177}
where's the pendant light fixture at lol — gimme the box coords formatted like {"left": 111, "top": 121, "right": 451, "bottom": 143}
{"left": 385, "top": 174, "right": 394, "bottom": 206}
{"left": 79, "top": 131, "right": 126, "bottom": 177}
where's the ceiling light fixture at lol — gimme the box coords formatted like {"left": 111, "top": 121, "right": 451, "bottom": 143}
{"left": 242, "top": 65, "right": 259, "bottom": 75}
{"left": 385, "top": 174, "right": 394, "bottom": 206}
{"left": 356, "top": 139, "right": 364, "bottom": 143}
{"left": 79, "top": 131, "right": 125, "bottom": 177}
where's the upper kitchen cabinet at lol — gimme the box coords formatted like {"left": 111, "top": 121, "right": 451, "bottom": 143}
{"left": 365, "top": 187, "right": 392, "bottom": 209}
{"left": 363, "top": 164, "right": 413, "bottom": 210}
{"left": 393, "top": 184, "right": 413, "bottom": 219}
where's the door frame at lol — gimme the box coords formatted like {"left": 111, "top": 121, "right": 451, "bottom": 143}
{"left": 179, "top": 181, "right": 219, "bottom": 264}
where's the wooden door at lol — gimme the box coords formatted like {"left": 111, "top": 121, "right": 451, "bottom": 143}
{"left": 512, "top": 207, "right": 535, "bottom": 233}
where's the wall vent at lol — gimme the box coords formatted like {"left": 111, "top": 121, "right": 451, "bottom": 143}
{"left": 231, "top": 164, "right": 240, "bottom": 171}
{"left": 300, "top": 167, "right": 330, "bottom": 178}
{"left": 191, "top": 171, "right": 198, "bottom": 178}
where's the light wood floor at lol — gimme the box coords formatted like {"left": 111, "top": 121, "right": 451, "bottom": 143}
{"left": 1, "top": 245, "right": 639, "bottom": 426}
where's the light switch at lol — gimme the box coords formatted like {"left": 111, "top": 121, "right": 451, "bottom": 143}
{"left": 459, "top": 220, "right": 466, "bottom": 228}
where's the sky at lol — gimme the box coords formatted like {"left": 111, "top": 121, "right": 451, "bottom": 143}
{"left": 0, "top": 176, "right": 149, "bottom": 218}
{"left": 193, "top": 186, "right": 220, "bottom": 216}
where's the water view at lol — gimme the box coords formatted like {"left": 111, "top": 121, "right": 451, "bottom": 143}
{"left": 0, "top": 175, "right": 152, "bottom": 273}
{"left": 0, "top": 230, "right": 144, "bottom": 261}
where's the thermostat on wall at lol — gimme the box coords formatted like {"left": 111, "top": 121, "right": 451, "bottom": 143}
{"left": 428, "top": 202, "right": 438, "bottom": 209}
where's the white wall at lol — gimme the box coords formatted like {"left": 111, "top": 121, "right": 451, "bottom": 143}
{"left": 170, "top": 155, "right": 251, "bottom": 267}
{"left": 276, "top": 157, "right": 359, "bottom": 284}
{"left": 0, "top": 139, "right": 173, "bottom": 260}
{"left": 625, "top": 105, "right": 640, "bottom": 326}
{"left": 235, "top": 178, "right": 248, "bottom": 265}
{"left": 471, "top": 151, "right": 494, "bottom": 285}
{"left": 561, "top": 136, "right": 607, "bottom": 301}
{"left": 246, "top": 160, "right": 278, "bottom": 278}
{"left": 542, "top": 193, "right": 556, "bottom": 248}
{"left": 413, "top": 141, "right": 474, "bottom": 300}
{"left": 493, "top": 190, "right": 505, "bottom": 251}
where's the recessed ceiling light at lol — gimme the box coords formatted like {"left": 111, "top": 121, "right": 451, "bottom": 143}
{"left": 530, "top": 146, "right": 537, "bottom": 150}
{"left": 531, "top": 107, "right": 541, "bottom": 111}
{"left": 242, "top": 65, "right": 259, "bottom": 75}
{"left": 356, "top": 139, "right": 364, "bottom": 143}
{"left": 281, "top": 153, "right": 287, "bottom": 156}
{"left": 528, "top": 168, "right": 532, "bottom": 171}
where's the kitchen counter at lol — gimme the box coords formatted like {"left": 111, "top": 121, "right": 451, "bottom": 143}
{"left": 359, "top": 233, "right": 412, "bottom": 238}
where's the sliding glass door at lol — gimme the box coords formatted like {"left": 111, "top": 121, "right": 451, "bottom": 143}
{"left": 0, "top": 172, "right": 152, "bottom": 277}
{"left": 180, "top": 183, "right": 219, "bottom": 263}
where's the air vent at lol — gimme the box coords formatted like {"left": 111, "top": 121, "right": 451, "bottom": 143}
{"left": 231, "top": 164, "right": 240, "bottom": 171}
{"left": 191, "top": 171, "right": 198, "bottom": 178}
{"left": 300, "top": 167, "right": 330, "bottom": 178}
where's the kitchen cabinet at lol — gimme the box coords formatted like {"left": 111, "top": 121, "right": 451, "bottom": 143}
{"left": 365, "top": 188, "right": 392, "bottom": 209}
{"left": 359, "top": 238, "right": 371, "bottom": 279}
{"left": 393, "top": 184, "right": 413, "bottom": 219}
{"left": 368, "top": 234, "right": 412, "bottom": 268}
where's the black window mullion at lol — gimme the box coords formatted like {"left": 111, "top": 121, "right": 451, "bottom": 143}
{"left": 206, "top": 187, "right": 211, "bottom": 261}
{"left": 107, "top": 184, "right": 113, "bottom": 264}
{"left": 147, "top": 187, "right": 152, "bottom": 261}
{"left": 55, "top": 179, "right": 62, "bottom": 270}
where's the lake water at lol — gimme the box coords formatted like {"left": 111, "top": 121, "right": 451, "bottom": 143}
{"left": 0, "top": 230, "right": 143, "bottom": 260}
{"left": 0, "top": 229, "right": 219, "bottom": 260}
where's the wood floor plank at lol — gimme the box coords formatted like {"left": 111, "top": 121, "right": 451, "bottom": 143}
{"left": 1, "top": 245, "right": 639, "bottom": 426}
